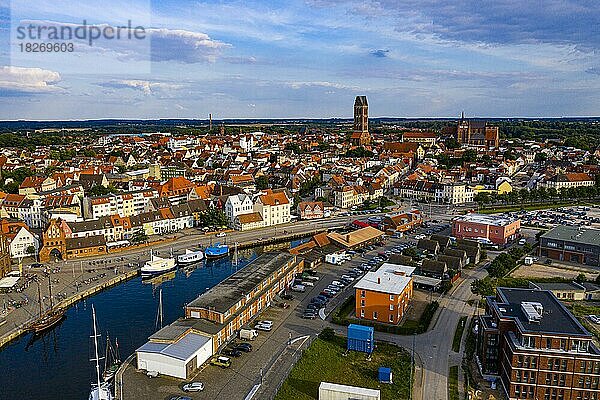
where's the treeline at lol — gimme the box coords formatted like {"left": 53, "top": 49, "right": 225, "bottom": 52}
{"left": 474, "top": 184, "right": 600, "bottom": 206}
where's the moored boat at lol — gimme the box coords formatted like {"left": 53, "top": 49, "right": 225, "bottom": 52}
{"left": 141, "top": 252, "right": 176, "bottom": 278}
{"left": 30, "top": 275, "right": 66, "bottom": 334}
{"left": 176, "top": 249, "right": 204, "bottom": 265}
{"left": 205, "top": 243, "right": 229, "bottom": 259}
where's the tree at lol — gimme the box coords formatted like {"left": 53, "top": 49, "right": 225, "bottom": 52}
{"left": 256, "top": 175, "right": 269, "bottom": 190}
{"left": 319, "top": 327, "right": 336, "bottom": 341}
{"left": 444, "top": 137, "right": 461, "bottom": 149}
{"left": 474, "top": 192, "right": 491, "bottom": 206}
{"left": 25, "top": 245, "right": 36, "bottom": 258}
{"left": 576, "top": 273, "right": 587, "bottom": 283}
{"left": 199, "top": 208, "right": 228, "bottom": 227}
{"left": 87, "top": 184, "right": 118, "bottom": 196}
{"left": 130, "top": 229, "right": 149, "bottom": 244}
{"left": 471, "top": 277, "right": 495, "bottom": 297}
{"left": 345, "top": 147, "right": 374, "bottom": 158}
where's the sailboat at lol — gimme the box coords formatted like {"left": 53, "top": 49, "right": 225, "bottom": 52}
{"left": 89, "top": 305, "right": 114, "bottom": 400}
{"left": 102, "top": 334, "right": 121, "bottom": 382}
{"left": 30, "top": 275, "right": 65, "bottom": 334}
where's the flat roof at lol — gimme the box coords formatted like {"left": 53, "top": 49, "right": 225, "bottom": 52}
{"left": 137, "top": 332, "right": 211, "bottom": 362}
{"left": 186, "top": 252, "right": 295, "bottom": 314}
{"left": 354, "top": 267, "right": 412, "bottom": 295}
{"left": 453, "top": 213, "right": 518, "bottom": 227}
{"left": 541, "top": 225, "right": 600, "bottom": 247}
{"left": 413, "top": 275, "right": 442, "bottom": 287}
{"left": 319, "top": 382, "right": 380, "bottom": 397}
{"left": 0, "top": 276, "right": 19, "bottom": 289}
{"left": 493, "top": 287, "right": 590, "bottom": 337}
{"left": 379, "top": 263, "right": 415, "bottom": 277}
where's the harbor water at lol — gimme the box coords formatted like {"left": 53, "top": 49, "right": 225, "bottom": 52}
{"left": 0, "top": 242, "right": 304, "bottom": 400}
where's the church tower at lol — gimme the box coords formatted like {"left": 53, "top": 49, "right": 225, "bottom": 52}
{"left": 351, "top": 96, "right": 371, "bottom": 146}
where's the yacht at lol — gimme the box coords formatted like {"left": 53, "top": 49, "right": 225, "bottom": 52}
{"left": 176, "top": 249, "right": 204, "bottom": 265}
{"left": 205, "top": 243, "right": 229, "bottom": 260}
{"left": 141, "top": 251, "right": 176, "bottom": 278}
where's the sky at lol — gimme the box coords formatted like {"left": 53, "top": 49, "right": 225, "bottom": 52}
{"left": 0, "top": 0, "right": 599, "bottom": 120}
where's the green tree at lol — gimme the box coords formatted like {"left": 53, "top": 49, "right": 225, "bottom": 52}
{"left": 575, "top": 273, "right": 587, "bottom": 283}
{"left": 256, "top": 175, "right": 269, "bottom": 190}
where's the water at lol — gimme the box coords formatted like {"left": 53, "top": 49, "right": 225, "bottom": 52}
{"left": 0, "top": 248, "right": 267, "bottom": 400}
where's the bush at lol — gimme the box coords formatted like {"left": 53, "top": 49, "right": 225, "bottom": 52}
{"left": 319, "top": 327, "right": 336, "bottom": 341}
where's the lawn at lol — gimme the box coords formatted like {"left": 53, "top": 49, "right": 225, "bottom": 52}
{"left": 448, "top": 365, "right": 459, "bottom": 400}
{"left": 452, "top": 316, "right": 467, "bottom": 352}
{"left": 275, "top": 335, "right": 412, "bottom": 400}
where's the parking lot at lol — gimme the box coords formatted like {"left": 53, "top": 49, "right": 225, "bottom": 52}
{"left": 122, "top": 222, "right": 450, "bottom": 400}
{"left": 515, "top": 205, "right": 600, "bottom": 229}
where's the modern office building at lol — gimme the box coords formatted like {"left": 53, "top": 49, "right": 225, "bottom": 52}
{"left": 539, "top": 225, "right": 600, "bottom": 266}
{"left": 478, "top": 287, "right": 600, "bottom": 400}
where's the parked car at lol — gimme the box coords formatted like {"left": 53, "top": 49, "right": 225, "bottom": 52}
{"left": 589, "top": 315, "right": 600, "bottom": 324}
{"left": 291, "top": 284, "right": 306, "bottom": 292}
{"left": 281, "top": 293, "right": 294, "bottom": 300}
{"left": 169, "top": 397, "right": 192, "bottom": 400}
{"left": 235, "top": 343, "right": 253, "bottom": 352}
{"left": 216, "top": 232, "right": 227, "bottom": 238}
{"left": 182, "top": 382, "right": 205, "bottom": 392}
{"left": 146, "top": 371, "right": 159, "bottom": 378}
{"left": 302, "top": 313, "right": 317, "bottom": 319}
{"left": 255, "top": 323, "right": 272, "bottom": 332}
{"left": 301, "top": 280, "right": 315, "bottom": 287}
{"left": 211, "top": 356, "right": 232, "bottom": 368}
{"left": 225, "top": 349, "right": 242, "bottom": 357}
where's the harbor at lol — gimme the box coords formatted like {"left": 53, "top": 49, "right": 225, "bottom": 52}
{"left": 0, "top": 236, "right": 310, "bottom": 400}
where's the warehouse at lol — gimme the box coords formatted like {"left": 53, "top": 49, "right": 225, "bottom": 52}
{"left": 136, "top": 327, "right": 213, "bottom": 379}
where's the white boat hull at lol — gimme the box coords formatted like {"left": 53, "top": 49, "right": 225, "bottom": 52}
{"left": 141, "top": 254, "right": 176, "bottom": 278}
{"left": 177, "top": 250, "right": 204, "bottom": 265}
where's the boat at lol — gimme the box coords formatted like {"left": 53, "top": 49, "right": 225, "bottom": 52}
{"left": 205, "top": 243, "right": 229, "bottom": 259}
{"left": 30, "top": 275, "right": 65, "bottom": 334}
{"left": 177, "top": 249, "right": 204, "bottom": 265}
{"left": 141, "top": 270, "right": 175, "bottom": 287}
{"left": 89, "top": 306, "right": 114, "bottom": 400}
{"left": 141, "top": 251, "right": 176, "bottom": 278}
{"left": 102, "top": 335, "right": 121, "bottom": 382}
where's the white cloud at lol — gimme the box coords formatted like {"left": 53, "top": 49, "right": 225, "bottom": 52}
{"left": 0, "top": 66, "right": 62, "bottom": 95}
{"left": 98, "top": 79, "right": 183, "bottom": 95}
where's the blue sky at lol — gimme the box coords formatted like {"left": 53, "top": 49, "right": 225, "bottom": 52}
{"left": 0, "top": 0, "right": 599, "bottom": 120}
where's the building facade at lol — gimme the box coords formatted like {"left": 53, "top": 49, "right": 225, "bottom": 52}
{"left": 354, "top": 264, "right": 414, "bottom": 325}
{"left": 350, "top": 96, "right": 371, "bottom": 146}
{"left": 478, "top": 287, "right": 600, "bottom": 400}
{"left": 452, "top": 213, "right": 521, "bottom": 245}
{"left": 539, "top": 226, "right": 600, "bottom": 266}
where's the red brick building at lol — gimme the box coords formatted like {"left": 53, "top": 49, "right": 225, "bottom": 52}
{"left": 478, "top": 287, "right": 600, "bottom": 400}
{"left": 452, "top": 213, "right": 521, "bottom": 245}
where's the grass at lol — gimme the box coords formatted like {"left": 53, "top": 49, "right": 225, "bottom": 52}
{"left": 478, "top": 201, "right": 575, "bottom": 214}
{"left": 331, "top": 295, "right": 440, "bottom": 335}
{"left": 452, "top": 316, "right": 468, "bottom": 352}
{"left": 448, "top": 366, "right": 460, "bottom": 400}
{"left": 275, "top": 335, "right": 411, "bottom": 400}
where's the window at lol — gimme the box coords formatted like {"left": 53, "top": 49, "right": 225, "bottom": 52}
{"left": 361, "top": 299, "right": 365, "bottom": 307}
{"left": 389, "top": 294, "right": 395, "bottom": 301}
{"left": 389, "top": 304, "right": 394, "bottom": 311}
{"left": 360, "top": 309, "right": 365, "bottom": 317}
{"left": 389, "top": 314, "right": 394, "bottom": 322}
{"left": 373, "top": 311, "right": 378, "bottom": 320}
{"left": 361, "top": 290, "right": 366, "bottom": 298}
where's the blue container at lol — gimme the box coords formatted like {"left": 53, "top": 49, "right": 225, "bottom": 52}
{"left": 347, "top": 324, "right": 374, "bottom": 354}
{"left": 378, "top": 367, "right": 392, "bottom": 383}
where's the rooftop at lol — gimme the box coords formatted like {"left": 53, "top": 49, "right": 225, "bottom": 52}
{"left": 492, "top": 287, "right": 590, "bottom": 337}
{"left": 453, "top": 213, "right": 518, "bottom": 227}
{"left": 186, "top": 252, "right": 295, "bottom": 314}
{"left": 541, "top": 225, "right": 600, "bottom": 247}
{"left": 137, "top": 331, "right": 211, "bottom": 362}
{"left": 354, "top": 266, "right": 412, "bottom": 295}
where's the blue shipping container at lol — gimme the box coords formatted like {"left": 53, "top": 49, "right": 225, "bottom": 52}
{"left": 378, "top": 367, "right": 392, "bottom": 383}
{"left": 347, "top": 324, "right": 374, "bottom": 354}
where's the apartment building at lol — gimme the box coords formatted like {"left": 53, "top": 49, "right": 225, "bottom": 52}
{"left": 354, "top": 264, "right": 414, "bottom": 325}
{"left": 82, "top": 189, "right": 158, "bottom": 220}
{"left": 543, "top": 173, "right": 595, "bottom": 190}
{"left": 478, "top": 287, "right": 600, "bottom": 400}
{"left": 452, "top": 213, "right": 521, "bottom": 245}
{"left": 253, "top": 189, "right": 291, "bottom": 226}
{"left": 224, "top": 194, "right": 254, "bottom": 227}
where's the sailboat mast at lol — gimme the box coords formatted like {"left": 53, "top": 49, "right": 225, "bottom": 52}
{"left": 155, "top": 289, "right": 163, "bottom": 329}
{"left": 91, "top": 305, "right": 102, "bottom": 393}
{"left": 37, "top": 281, "right": 43, "bottom": 316}
{"left": 48, "top": 275, "right": 53, "bottom": 309}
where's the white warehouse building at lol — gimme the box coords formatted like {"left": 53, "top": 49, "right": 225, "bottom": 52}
{"left": 136, "top": 327, "right": 213, "bottom": 380}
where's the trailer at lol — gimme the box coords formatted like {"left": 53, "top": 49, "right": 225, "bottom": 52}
{"left": 239, "top": 328, "right": 258, "bottom": 340}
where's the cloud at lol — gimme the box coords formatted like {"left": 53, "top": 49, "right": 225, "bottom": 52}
{"left": 285, "top": 80, "right": 361, "bottom": 90}
{"left": 586, "top": 67, "right": 600, "bottom": 76}
{"left": 98, "top": 79, "right": 183, "bottom": 95}
{"left": 0, "top": 66, "right": 62, "bottom": 95}
{"left": 370, "top": 49, "right": 390, "bottom": 58}
{"left": 15, "top": 20, "right": 230, "bottom": 63}
{"left": 148, "top": 28, "right": 230, "bottom": 63}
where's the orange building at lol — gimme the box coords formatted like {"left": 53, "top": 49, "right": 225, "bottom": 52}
{"left": 355, "top": 264, "right": 414, "bottom": 325}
